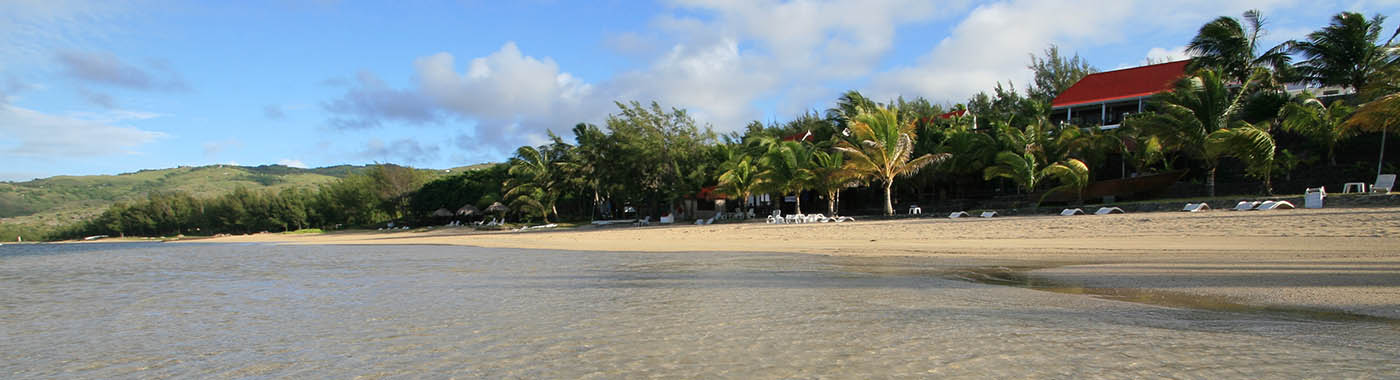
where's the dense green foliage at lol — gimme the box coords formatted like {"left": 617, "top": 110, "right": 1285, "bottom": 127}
{"left": 24, "top": 9, "right": 1400, "bottom": 241}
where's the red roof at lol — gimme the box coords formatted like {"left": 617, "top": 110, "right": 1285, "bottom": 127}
{"left": 937, "top": 109, "right": 967, "bottom": 119}
{"left": 1051, "top": 60, "right": 1190, "bottom": 108}
{"left": 781, "top": 130, "right": 814, "bottom": 142}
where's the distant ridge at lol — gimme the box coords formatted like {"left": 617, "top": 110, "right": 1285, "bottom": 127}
{"left": 0, "top": 163, "right": 496, "bottom": 226}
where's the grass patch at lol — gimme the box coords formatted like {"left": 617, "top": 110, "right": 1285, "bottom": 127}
{"left": 282, "top": 228, "right": 325, "bottom": 234}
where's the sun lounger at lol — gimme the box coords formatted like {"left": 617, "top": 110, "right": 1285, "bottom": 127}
{"left": 948, "top": 211, "right": 970, "bottom": 218}
{"left": 979, "top": 211, "right": 998, "bottom": 218}
{"left": 829, "top": 216, "right": 854, "bottom": 222}
{"left": 1254, "top": 200, "right": 1295, "bottom": 210}
{"left": 1232, "top": 201, "right": 1261, "bottom": 211}
{"left": 1305, "top": 187, "right": 1325, "bottom": 209}
{"left": 1060, "top": 208, "right": 1085, "bottom": 216}
{"left": 1182, "top": 203, "right": 1210, "bottom": 212}
{"left": 1372, "top": 174, "right": 1395, "bottom": 194}
{"left": 1094, "top": 207, "right": 1125, "bottom": 215}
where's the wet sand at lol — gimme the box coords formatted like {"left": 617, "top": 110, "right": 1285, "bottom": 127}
{"left": 188, "top": 207, "right": 1400, "bottom": 319}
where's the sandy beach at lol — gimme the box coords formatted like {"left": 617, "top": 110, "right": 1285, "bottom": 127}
{"left": 188, "top": 207, "right": 1400, "bottom": 319}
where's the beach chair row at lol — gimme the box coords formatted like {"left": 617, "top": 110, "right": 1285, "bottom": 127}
{"left": 766, "top": 211, "right": 854, "bottom": 224}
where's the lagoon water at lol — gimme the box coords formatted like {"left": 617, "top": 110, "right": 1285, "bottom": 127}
{"left": 2, "top": 243, "right": 1396, "bottom": 378}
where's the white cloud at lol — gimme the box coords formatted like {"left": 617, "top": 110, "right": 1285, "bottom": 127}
{"left": 867, "top": 0, "right": 1304, "bottom": 103}
{"left": 0, "top": 1, "right": 138, "bottom": 70}
{"left": 1145, "top": 45, "right": 1193, "bottom": 65}
{"left": 0, "top": 104, "right": 165, "bottom": 157}
{"left": 357, "top": 138, "right": 440, "bottom": 164}
{"left": 277, "top": 159, "right": 308, "bottom": 168}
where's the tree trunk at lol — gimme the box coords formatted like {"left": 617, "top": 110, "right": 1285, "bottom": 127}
{"left": 883, "top": 181, "right": 894, "bottom": 216}
{"left": 1206, "top": 167, "right": 1217, "bottom": 198}
{"left": 793, "top": 191, "right": 802, "bottom": 215}
{"left": 827, "top": 192, "right": 837, "bottom": 216}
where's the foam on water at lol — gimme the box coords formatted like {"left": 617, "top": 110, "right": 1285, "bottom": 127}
{"left": 1, "top": 243, "right": 1396, "bottom": 378}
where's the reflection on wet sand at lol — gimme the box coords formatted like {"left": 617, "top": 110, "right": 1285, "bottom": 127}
{"left": 1, "top": 243, "right": 1396, "bottom": 378}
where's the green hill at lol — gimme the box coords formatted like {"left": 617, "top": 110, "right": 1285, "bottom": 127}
{"left": 0, "top": 164, "right": 429, "bottom": 227}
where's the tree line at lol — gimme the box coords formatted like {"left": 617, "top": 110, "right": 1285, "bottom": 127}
{"left": 34, "top": 10, "right": 1400, "bottom": 240}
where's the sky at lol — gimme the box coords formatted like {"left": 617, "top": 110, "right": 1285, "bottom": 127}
{"left": 2, "top": 0, "right": 1399, "bottom": 181}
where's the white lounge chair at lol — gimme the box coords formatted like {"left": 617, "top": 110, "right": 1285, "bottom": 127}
{"left": 1182, "top": 203, "right": 1210, "bottom": 212}
{"left": 1232, "top": 201, "right": 1261, "bottom": 211}
{"left": 948, "top": 211, "right": 970, "bottom": 218}
{"left": 1305, "top": 187, "right": 1326, "bottom": 209}
{"left": 1094, "top": 207, "right": 1125, "bottom": 215}
{"left": 1372, "top": 174, "right": 1395, "bottom": 194}
{"left": 1254, "top": 200, "right": 1295, "bottom": 210}
{"left": 1060, "top": 208, "right": 1085, "bottom": 216}
{"left": 979, "top": 211, "right": 999, "bottom": 218}
{"left": 908, "top": 205, "right": 922, "bottom": 215}
{"left": 829, "top": 216, "right": 855, "bottom": 223}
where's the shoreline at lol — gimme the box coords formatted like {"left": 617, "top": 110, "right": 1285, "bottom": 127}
{"left": 174, "top": 206, "right": 1400, "bottom": 319}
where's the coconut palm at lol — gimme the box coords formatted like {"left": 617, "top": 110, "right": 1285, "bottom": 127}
{"left": 1126, "top": 69, "right": 1250, "bottom": 196}
{"left": 1278, "top": 93, "right": 1356, "bottom": 165}
{"left": 1292, "top": 12, "right": 1392, "bottom": 93}
{"left": 808, "top": 150, "right": 860, "bottom": 216}
{"left": 983, "top": 151, "right": 1042, "bottom": 193}
{"left": 1187, "top": 9, "right": 1292, "bottom": 86}
{"left": 503, "top": 145, "right": 563, "bottom": 223}
{"left": 1206, "top": 125, "right": 1277, "bottom": 194}
{"left": 1041, "top": 158, "right": 1091, "bottom": 204}
{"left": 837, "top": 107, "right": 950, "bottom": 215}
{"left": 756, "top": 140, "right": 816, "bottom": 215}
{"left": 715, "top": 155, "right": 759, "bottom": 211}
{"left": 1342, "top": 91, "right": 1400, "bottom": 175}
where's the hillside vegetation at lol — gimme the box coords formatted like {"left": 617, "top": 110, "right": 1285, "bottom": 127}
{"left": 0, "top": 164, "right": 479, "bottom": 228}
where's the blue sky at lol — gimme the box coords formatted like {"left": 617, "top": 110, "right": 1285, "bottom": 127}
{"left": 2, "top": 0, "right": 1398, "bottom": 181}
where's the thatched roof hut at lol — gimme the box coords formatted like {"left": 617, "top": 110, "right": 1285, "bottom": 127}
{"left": 485, "top": 202, "right": 509, "bottom": 214}
{"left": 456, "top": 204, "right": 481, "bottom": 216}
{"left": 431, "top": 208, "right": 454, "bottom": 218}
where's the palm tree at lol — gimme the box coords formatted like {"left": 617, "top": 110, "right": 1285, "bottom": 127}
{"left": 1342, "top": 92, "right": 1400, "bottom": 175}
{"left": 809, "top": 150, "right": 860, "bottom": 216}
{"left": 836, "top": 107, "right": 950, "bottom": 215}
{"left": 1206, "top": 125, "right": 1277, "bottom": 194}
{"left": 503, "top": 145, "right": 562, "bottom": 223}
{"left": 983, "top": 151, "right": 1042, "bottom": 193}
{"left": 1292, "top": 12, "right": 1392, "bottom": 93}
{"left": 1278, "top": 93, "right": 1356, "bottom": 165}
{"left": 757, "top": 140, "right": 816, "bottom": 215}
{"left": 715, "top": 155, "right": 760, "bottom": 212}
{"left": 1126, "top": 69, "right": 1249, "bottom": 196}
{"left": 1187, "top": 9, "right": 1292, "bottom": 86}
{"left": 1041, "top": 158, "right": 1091, "bottom": 204}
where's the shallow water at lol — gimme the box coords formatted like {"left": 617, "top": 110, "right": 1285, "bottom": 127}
{"left": 1, "top": 243, "right": 1396, "bottom": 378}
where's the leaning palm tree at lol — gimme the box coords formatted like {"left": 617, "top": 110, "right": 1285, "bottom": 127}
{"left": 1279, "top": 93, "right": 1356, "bottom": 165}
{"left": 1342, "top": 92, "right": 1400, "bottom": 175}
{"left": 756, "top": 140, "right": 816, "bottom": 214}
{"left": 715, "top": 155, "right": 760, "bottom": 211}
{"left": 1187, "top": 9, "right": 1292, "bottom": 86}
{"left": 836, "top": 107, "right": 950, "bottom": 215}
{"left": 503, "top": 145, "right": 562, "bottom": 223}
{"left": 1292, "top": 12, "right": 1392, "bottom": 93}
{"left": 808, "top": 150, "right": 860, "bottom": 216}
{"left": 1126, "top": 69, "right": 1250, "bottom": 196}
{"left": 1206, "top": 125, "right": 1277, "bottom": 194}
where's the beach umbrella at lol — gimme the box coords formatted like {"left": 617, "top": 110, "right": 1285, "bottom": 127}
{"left": 456, "top": 204, "right": 480, "bottom": 216}
{"left": 431, "top": 208, "right": 454, "bottom": 218}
